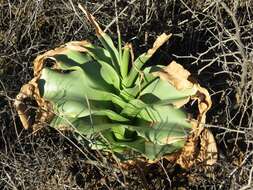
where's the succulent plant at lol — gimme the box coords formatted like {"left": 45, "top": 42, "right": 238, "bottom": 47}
{"left": 15, "top": 4, "right": 217, "bottom": 167}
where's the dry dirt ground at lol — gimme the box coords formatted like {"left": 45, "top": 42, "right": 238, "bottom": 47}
{"left": 0, "top": 0, "right": 253, "bottom": 189}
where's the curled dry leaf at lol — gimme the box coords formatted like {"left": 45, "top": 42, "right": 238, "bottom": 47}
{"left": 147, "top": 33, "right": 172, "bottom": 57}
{"left": 154, "top": 61, "right": 193, "bottom": 91}
{"left": 14, "top": 82, "right": 53, "bottom": 129}
{"left": 175, "top": 128, "right": 218, "bottom": 168}
{"left": 14, "top": 84, "right": 35, "bottom": 129}
{"left": 154, "top": 61, "right": 217, "bottom": 168}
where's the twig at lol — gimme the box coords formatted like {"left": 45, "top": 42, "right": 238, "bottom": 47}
{"left": 104, "top": 0, "right": 137, "bottom": 32}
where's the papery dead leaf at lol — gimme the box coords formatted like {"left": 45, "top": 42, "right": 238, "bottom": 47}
{"left": 200, "top": 128, "right": 218, "bottom": 166}
{"left": 154, "top": 61, "right": 193, "bottom": 90}
{"left": 175, "top": 128, "right": 217, "bottom": 168}
{"left": 14, "top": 82, "right": 54, "bottom": 129}
{"left": 147, "top": 33, "right": 172, "bottom": 57}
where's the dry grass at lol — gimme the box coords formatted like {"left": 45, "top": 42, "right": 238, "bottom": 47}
{"left": 0, "top": 0, "right": 253, "bottom": 189}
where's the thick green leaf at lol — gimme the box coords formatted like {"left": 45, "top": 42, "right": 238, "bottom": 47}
{"left": 122, "top": 33, "right": 171, "bottom": 87}
{"left": 111, "top": 126, "right": 137, "bottom": 141}
{"left": 52, "top": 48, "right": 120, "bottom": 90}
{"left": 38, "top": 68, "right": 128, "bottom": 115}
{"left": 98, "top": 33, "right": 121, "bottom": 73}
{"left": 121, "top": 44, "right": 130, "bottom": 78}
{"left": 120, "top": 99, "right": 146, "bottom": 116}
{"left": 102, "top": 130, "right": 184, "bottom": 160}
{"left": 123, "top": 53, "right": 151, "bottom": 87}
{"left": 39, "top": 68, "right": 112, "bottom": 101}
{"left": 120, "top": 100, "right": 191, "bottom": 145}
{"left": 119, "top": 65, "right": 161, "bottom": 100}
{"left": 139, "top": 75, "right": 197, "bottom": 104}
{"left": 137, "top": 104, "right": 189, "bottom": 124}
{"left": 53, "top": 49, "right": 93, "bottom": 69}
{"left": 51, "top": 115, "right": 113, "bottom": 135}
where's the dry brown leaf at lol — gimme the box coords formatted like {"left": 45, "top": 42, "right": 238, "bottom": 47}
{"left": 154, "top": 61, "right": 193, "bottom": 90}
{"left": 175, "top": 128, "right": 218, "bottom": 168}
{"left": 14, "top": 82, "right": 54, "bottom": 129}
{"left": 200, "top": 128, "right": 218, "bottom": 166}
{"left": 147, "top": 33, "right": 172, "bottom": 56}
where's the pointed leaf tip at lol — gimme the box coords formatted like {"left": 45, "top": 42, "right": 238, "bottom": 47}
{"left": 78, "top": 3, "right": 103, "bottom": 36}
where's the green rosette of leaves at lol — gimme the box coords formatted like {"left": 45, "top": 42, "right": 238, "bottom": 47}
{"left": 15, "top": 4, "right": 217, "bottom": 166}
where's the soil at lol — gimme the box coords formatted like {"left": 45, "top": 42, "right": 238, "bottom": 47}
{"left": 0, "top": 0, "right": 253, "bottom": 189}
